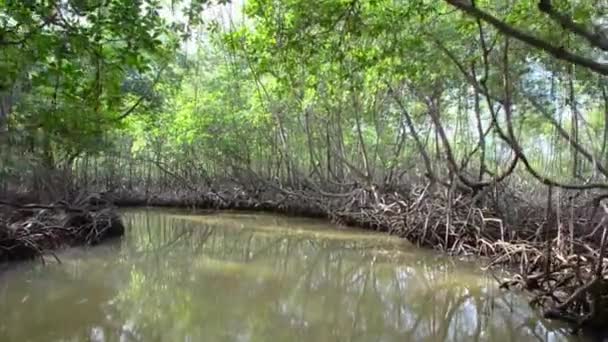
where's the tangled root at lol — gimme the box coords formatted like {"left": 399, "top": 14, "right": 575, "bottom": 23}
{"left": 0, "top": 194, "right": 124, "bottom": 263}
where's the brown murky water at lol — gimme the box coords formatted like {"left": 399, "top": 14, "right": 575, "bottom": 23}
{"left": 0, "top": 209, "right": 582, "bottom": 341}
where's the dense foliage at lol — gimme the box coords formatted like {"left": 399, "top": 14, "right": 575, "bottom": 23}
{"left": 3, "top": 0, "right": 608, "bottom": 329}
{"left": 1, "top": 0, "right": 607, "bottom": 196}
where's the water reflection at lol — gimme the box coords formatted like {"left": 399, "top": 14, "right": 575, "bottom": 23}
{"left": 0, "top": 209, "right": 581, "bottom": 341}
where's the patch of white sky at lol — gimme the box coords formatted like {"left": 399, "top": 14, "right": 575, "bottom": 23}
{"left": 438, "top": 57, "right": 588, "bottom": 164}
{"left": 158, "top": 0, "right": 246, "bottom": 55}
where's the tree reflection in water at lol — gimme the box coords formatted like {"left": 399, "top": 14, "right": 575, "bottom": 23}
{"left": 0, "top": 209, "right": 582, "bottom": 342}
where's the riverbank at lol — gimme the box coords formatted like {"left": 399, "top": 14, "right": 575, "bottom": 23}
{"left": 1, "top": 184, "right": 606, "bottom": 332}
{"left": 0, "top": 196, "right": 125, "bottom": 263}
{"left": 107, "top": 183, "right": 607, "bottom": 332}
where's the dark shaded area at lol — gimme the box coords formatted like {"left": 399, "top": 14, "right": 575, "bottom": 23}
{"left": 0, "top": 194, "right": 124, "bottom": 263}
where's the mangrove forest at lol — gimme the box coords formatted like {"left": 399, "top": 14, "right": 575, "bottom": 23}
{"left": 1, "top": 0, "right": 608, "bottom": 340}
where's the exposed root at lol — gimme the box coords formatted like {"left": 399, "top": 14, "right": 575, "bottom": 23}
{"left": 0, "top": 193, "right": 124, "bottom": 263}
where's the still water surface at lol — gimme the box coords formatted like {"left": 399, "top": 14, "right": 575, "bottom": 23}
{"left": 0, "top": 209, "right": 582, "bottom": 341}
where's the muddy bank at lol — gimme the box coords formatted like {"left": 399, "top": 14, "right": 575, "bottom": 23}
{"left": 0, "top": 197, "right": 125, "bottom": 263}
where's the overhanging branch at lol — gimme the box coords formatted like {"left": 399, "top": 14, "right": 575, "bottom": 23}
{"left": 538, "top": 0, "right": 608, "bottom": 51}
{"left": 444, "top": 0, "right": 608, "bottom": 76}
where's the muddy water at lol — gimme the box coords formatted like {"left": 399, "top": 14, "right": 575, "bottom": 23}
{"left": 0, "top": 209, "right": 582, "bottom": 341}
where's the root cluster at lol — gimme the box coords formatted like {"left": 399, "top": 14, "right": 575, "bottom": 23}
{"left": 0, "top": 193, "right": 124, "bottom": 263}
{"left": 329, "top": 185, "right": 608, "bottom": 331}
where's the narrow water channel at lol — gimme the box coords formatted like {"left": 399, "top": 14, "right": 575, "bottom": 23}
{"left": 0, "top": 209, "right": 582, "bottom": 341}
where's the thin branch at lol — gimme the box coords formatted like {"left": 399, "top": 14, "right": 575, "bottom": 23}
{"left": 522, "top": 92, "right": 608, "bottom": 178}
{"left": 444, "top": 0, "right": 608, "bottom": 76}
{"left": 116, "top": 64, "right": 167, "bottom": 121}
